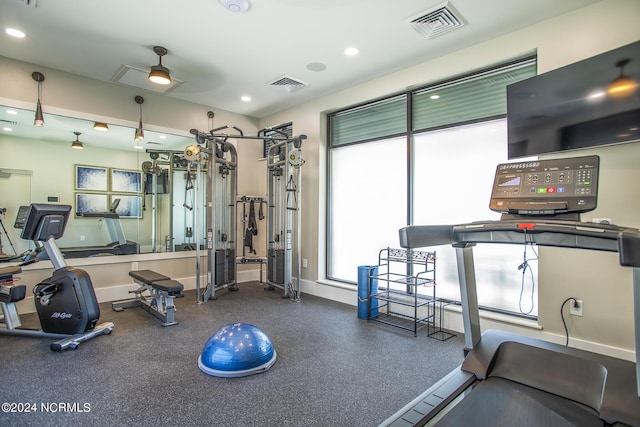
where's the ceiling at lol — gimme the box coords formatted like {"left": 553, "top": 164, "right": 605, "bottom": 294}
{"left": 1, "top": 0, "right": 602, "bottom": 120}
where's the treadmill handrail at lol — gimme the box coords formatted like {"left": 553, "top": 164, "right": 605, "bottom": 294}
{"left": 399, "top": 220, "right": 640, "bottom": 267}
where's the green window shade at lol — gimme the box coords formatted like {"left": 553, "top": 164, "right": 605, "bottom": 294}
{"left": 412, "top": 60, "right": 536, "bottom": 131}
{"left": 330, "top": 95, "right": 407, "bottom": 146}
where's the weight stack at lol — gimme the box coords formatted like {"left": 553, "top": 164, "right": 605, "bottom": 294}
{"left": 215, "top": 249, "right": 235, "bottom": 286}
{"left": 268, "top": 249, "right": 285, "bottom": 285}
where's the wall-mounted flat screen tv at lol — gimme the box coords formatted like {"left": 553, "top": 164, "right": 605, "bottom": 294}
{"left": 507, "top": 40, "right": 640, "bottom": 159}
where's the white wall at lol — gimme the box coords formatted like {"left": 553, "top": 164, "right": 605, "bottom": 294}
{"left": 258, "top": 0, "right": 640, "bottom": 359}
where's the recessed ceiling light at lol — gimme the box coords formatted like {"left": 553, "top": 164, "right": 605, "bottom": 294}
{"left": 430, "top": 94, "right": 440, "bottom": 100}
{"left": 241, "top": 95, "right": 251, "bottom": 102}
{"left": 6, "top": 109, "right": 18, "bottom": 115}
{"left": 159, "top": 135, "right": 166, "bottom": 139}
{"left": 220, "top": 0, "right": 249, "bottom": 13}
{"left": 5, "top": 28, "right": 26, "bottom": 38}
{"left": 344, "top": 47, "right": 359, "bottom": 56}
{"left": 3, "top": 127, "right": 13, "bottom": 132}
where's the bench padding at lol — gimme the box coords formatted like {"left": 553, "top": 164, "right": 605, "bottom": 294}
{"left": 151, "top": 279, "right": 184, "bottom": 294}
{"left": 129, "top": 270, "right": 170, "bottom": 284}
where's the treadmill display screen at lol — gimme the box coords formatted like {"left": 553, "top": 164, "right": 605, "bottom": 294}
{"left": 489, "top": 155, "right": 599, "bottom": 215}
{"left": 13, "top": 205, "right": 30, "bottom": 229}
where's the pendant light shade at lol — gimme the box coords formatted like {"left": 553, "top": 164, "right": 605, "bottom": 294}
{"left": 32, "top": 71, "right": 45, "bottom": 127}
{"left": 148, "top": 46, "right": 172, "bottom": 85}
{"left": 71, "top": 131, "right": 84, "bottom": 149}
{"left": 134, "top": 96, "right": 145, "bottom": 146}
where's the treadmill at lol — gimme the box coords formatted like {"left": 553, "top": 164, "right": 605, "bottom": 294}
{"left": 34, "top": 199, "right": 139, "bottom": 259}
{"left": 381, "top": 155, "right": 640, "bottom": 426}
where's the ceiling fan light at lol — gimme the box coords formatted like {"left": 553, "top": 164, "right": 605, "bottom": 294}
{"left": 148, "top": 46, "right": 172, "bottom": 85}
{"left": 71, "top": 131, "right": 84, "bottom": 149}
{"left": 93, "top": 122, "right": 109, "bottom": 131}
{"left": 149, "top": 64, "right": 172, "bottom": 85}
{"left": 608, "top": 75, "right": 637, "bottom": 97}
{"left": 608, "top": 58, "right": 637, "bottom": 98}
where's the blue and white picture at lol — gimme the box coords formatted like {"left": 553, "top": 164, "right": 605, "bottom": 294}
{"left": 112, "top": 195, "right": 142, "bottom": 218}
{"left": 111, "top": 169, "right": 142, "bottom": 193}
{"left": 76, "top": 193, "right": 108, "bottom": 214}
{"left": 76, "top": 165, "right": 108, "bottom": 191}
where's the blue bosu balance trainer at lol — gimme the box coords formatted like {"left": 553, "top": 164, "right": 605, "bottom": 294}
{"left": 198, "top": 322, "right": 277, "bottom": 378}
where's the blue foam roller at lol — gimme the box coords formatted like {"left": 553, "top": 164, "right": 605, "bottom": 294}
{"left": 357, "top": 265, "right": 378, "bottom": 319}
{"left": 198, "top": 322, "right": 277, "bottom": 378}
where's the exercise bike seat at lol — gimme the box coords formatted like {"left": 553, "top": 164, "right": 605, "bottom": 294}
{"left": 0, "top": 266, "right": 27, "bottom": 303}
{"left": 0, "top": 265, "right": 21, "bottom": 279}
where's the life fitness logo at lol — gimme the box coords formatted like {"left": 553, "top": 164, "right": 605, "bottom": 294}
{"left": 51, "top": 312, "right": 73, "bottom": 320}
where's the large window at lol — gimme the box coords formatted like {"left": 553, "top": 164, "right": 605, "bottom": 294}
{"left": 327, "top": 57, "right": 538, "bottom": 317}
{"left": 328, "top": 137, "right": 407, "bottom": 280}
{"left": 413, "top": 120, "right": 538, "bottom": 315}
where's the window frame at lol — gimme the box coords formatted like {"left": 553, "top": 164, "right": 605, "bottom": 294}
{"left": 326, "top": 55, "right": 538, "bottom": 318}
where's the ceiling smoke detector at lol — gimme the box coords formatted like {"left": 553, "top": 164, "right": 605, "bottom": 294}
{"left": 220, "top": 0, "right": 249, "bottom": 13}
{"left": 407, "top": 1, "right": 466, "bottom": 40}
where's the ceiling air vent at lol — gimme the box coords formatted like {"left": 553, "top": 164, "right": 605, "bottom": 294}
{"left": 268, "top": 75, "right": 308, "bottom": 92}
{"left": 0, "top": 119, "right": 19, "bottom": 126}
{"left": 407, "top": 1, "right": 466, "bottom": 40}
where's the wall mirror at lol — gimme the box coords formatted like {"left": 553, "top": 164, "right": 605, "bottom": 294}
{"left": 0, "top": 105, "right": 201, "bottom": 258}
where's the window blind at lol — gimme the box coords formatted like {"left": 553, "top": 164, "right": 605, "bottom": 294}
{"left": 329, "top": 95, "right": 407, "bottom": 146}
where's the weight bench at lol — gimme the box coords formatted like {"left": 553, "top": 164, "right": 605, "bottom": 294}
{"left": 112, "top": 270, "right": 184, "bottom": 326}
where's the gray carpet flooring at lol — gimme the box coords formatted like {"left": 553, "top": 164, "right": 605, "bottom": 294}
{"left": 0, "top": 281, "right": 465, "bottom": 427}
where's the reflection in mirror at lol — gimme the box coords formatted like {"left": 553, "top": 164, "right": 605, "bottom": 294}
{"left": 0, "top": 105, "right": 194, "bottom": 257}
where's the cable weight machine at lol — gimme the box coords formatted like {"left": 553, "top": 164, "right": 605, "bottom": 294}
{"left": 265, "top": 134, "right": 306, "bottom": 301}
{"left": 187, "top": 127, "right": 237, "bottom": 303}
{"left": 187, "top": 124, "right": 306, "bottom": 303}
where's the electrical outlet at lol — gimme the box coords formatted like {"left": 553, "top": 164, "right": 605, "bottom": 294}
{"left": 570, "top": 299, "right": 583, "bottom": 316}
{"left": 131, "top": 261, "right": 139, "bottom": 271}
{"left": 302, "top": 258, "right": 308, "bottom": 269}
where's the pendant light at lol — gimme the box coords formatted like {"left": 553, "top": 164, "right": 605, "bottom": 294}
{"left": 93, "top": 122, "right": 109, "bottom": 131}
{"left": 608, "top": 59, "right": 637, "bottom": 97}
{"left": 134, "top": 96, "right": 145, "bottom": 147}
{"left": 148, "top": 46, "right": 172, "bottom": 85}
{"left": 71, "top": 132, "right": 84, "bottom": 149}
{"left": 32, "top": 71, "right": 45, "bottom": 127}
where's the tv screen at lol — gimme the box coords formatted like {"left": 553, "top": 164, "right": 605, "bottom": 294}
{"left": 507, "top": 41, "right": 640, "bottom": 159}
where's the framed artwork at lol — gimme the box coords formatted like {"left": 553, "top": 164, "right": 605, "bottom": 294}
{"left": 111, "top": 195, "right": 143, "bottom": 218}
{"left": 75, "top": 193, "right": 108, "bottom": 215}
{"left": 110, "top": 168, "right": 142, "bottom": 193}
{"left": 75, "top": 165, "right": 108, "bottom": 191}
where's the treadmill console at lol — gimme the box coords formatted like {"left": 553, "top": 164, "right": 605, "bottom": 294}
{"left": 13, "top": 205, "right": 30, "bottom": 229}
{"left": 489, "top": 155, "right": 599, "bottom": 216}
